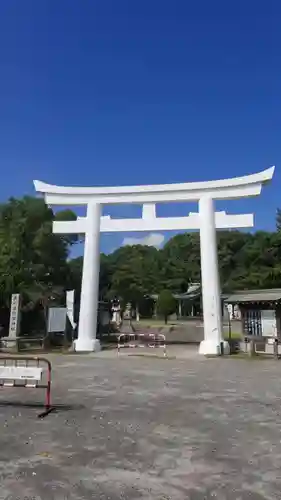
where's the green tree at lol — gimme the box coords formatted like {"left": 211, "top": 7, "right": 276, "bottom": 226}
{"left": 108, "top": 245, "right": 160, "bottom": 318}
{"left": 159, "top": 233, "right": 201, "bottom": 292}
{"left": 0, "top": 196, "right": 77, "bottom": 311}
{"left": 157, "top": 289, "right": 177, "bottom": 324}
{"left": 99, "top": 225, "right": 281, "bottom": 306}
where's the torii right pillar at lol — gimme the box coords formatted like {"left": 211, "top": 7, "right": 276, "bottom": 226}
{"left": 198, "top": 196, "right": 227, "bottom": 355}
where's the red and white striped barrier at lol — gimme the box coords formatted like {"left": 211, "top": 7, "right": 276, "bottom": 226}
{"left": 0, "top": 356, "right": 53, "bottom": 418}
{"left": 117, "top": 332, "right": 166, "bottom": 357}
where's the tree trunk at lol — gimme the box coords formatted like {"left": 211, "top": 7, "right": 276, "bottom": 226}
{"left": 164, "top": 315, "right": 168, "bottom": 324}
{"left": 136, "top": 303, "right": 140, "bottom": 322}
{"left": 178, "top": 300, "right": 182, "bottom": 318}
{"left": 42, "top": 299, "right": 50, "bottom": 349}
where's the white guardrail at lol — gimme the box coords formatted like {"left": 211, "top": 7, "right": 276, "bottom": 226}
{"left": 117, "top": 332, "right": 166, "bottom": 357}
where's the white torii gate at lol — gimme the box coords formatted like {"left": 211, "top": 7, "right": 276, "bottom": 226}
{"left": 34, "top": 166, "right": 274, "bottom": 355}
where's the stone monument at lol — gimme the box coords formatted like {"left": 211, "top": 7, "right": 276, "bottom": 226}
{"left": 120, "top": 302, "right": 135, "bottom": 334}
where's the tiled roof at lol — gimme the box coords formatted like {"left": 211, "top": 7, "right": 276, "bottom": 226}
{"left": 225, "top": 289, "right": 281, "bottom": 303}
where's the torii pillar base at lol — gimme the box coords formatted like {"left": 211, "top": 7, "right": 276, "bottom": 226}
{"left": 199, "top": 340, "right": 230, "bottom": 356}
{"left": 73, "top": 338, "right": 101, "bottom": 353}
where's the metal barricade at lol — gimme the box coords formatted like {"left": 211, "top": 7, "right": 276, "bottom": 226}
{"left": 0, "top": 356, "right": 53, "bottom": 418}
{"left": 117, "top": 332, "right": 166, "bottom": 357}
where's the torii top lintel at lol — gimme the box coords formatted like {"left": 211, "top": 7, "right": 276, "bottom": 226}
{"left": 34, "top": 166, "right": 274, "bottom": 205}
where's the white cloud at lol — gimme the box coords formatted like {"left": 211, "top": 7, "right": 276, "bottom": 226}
{"left": 122, "top": 232, "right": 165, "bottom": 248}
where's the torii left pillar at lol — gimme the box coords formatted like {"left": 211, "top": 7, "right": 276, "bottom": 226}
{"left": 74, "top": 202, "right": 101, "bottom": 352}
{"left": 198, "top": 197, "right": 225, "bottom": 355}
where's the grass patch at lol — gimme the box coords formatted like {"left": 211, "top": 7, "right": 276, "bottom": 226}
{"left": 231, "top": 352, "right": 278, "bottom": 361}
{"left": 205, "top": 354, "right": 264, "bottom": 360}
{"left": 204, "top": 352, "right": 277, "bottom": 361}
{"left": 127, "top": 353, "right": 175, "bottom": 360}
{"left": 132, "top": 320, "right": 175, "bottom": 328}
{"left": 223, "top": 332, "right": 242, "bottom": 340}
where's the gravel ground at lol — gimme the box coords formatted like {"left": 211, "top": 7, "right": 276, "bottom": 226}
{"left": 1, "top": 352, "right": 281, "bottom": 499}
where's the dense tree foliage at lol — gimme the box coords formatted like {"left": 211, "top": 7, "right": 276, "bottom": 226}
{"left": 62, "top": 229, "right": 281, "bottom": 324}
{"left": 67, "top": 229, "right": 281, "bottom": 307}
{"left": 1, "top": 196, "right": 281, "bottom": 325}
{"left": 0, "top": 196, "right": 77, "bottom": 312}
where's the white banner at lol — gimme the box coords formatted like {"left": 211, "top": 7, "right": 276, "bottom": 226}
{"left": 66, "top": 290, "right": 76, "bottom": 329}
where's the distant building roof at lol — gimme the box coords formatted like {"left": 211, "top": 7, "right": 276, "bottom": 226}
{"left": 225, "top": 289, "right": 281, "bottom": 304}
{"left": 174, "top": 290, "right": 201, "bottom": 300}
{"left": 150, "top": 283, "right": 201, "bottom": 301}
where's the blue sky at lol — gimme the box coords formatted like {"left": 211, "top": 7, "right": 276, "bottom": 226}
{"left": 0, "top": 0, "right": 280, "bottom": 254}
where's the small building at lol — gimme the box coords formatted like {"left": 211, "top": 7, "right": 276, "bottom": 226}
{"left": 150, "top": 283, "right": 202, "bottom": 319}
{"left": 225, "top": 289, "right": 281, "bottom": 339}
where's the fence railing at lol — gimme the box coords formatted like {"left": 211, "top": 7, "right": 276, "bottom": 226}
{"left": 117, "top": 332, "right": 166, "bottom": 357}
{"left": 0, "top": 356, "right": 53, "bottom": 417}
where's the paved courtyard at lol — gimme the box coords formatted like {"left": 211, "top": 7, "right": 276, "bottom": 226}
{"left": 1, "top": 352, "right": 281, "bottom": 499}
